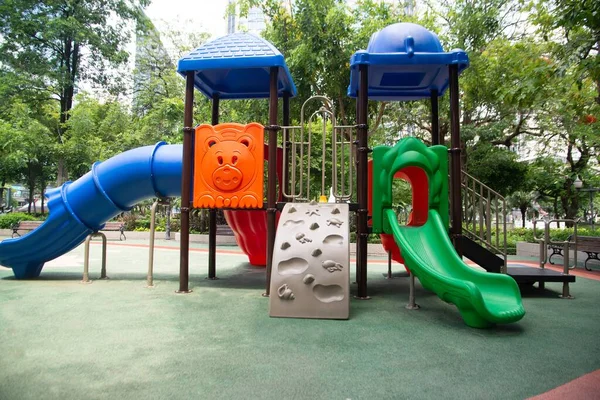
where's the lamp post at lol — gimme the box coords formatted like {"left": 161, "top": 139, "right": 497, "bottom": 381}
{"left": 574, "top": 176, "right": 599, "bottom": 230}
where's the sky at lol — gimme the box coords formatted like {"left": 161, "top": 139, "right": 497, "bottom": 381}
{"left": 144, "top": 0, "right": 230, "bottom": 41}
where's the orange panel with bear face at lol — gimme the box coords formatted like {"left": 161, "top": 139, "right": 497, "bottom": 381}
{"left": 193, "top": 123, "right": 264, "bottom": 209}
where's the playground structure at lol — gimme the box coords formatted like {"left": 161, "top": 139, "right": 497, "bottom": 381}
{"left": 3, "top": 21, "right": 574, "bottom": 328}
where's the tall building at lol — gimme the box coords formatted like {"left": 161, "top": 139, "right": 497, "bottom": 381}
{"left": 227, "top": 0, "right": 266, "bottom": 35}
{"left": 133, "top": 12, "right": 172, "bottom": 113}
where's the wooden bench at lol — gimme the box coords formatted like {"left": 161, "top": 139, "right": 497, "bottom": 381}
{"left": 549, "top": 236, "right": 600, "bottom": 271}
{"left": 98, "top": 221, "right": 126, "bottom": 241}
{"left": 11, "top": 220, "right": 44, "bottom": 237}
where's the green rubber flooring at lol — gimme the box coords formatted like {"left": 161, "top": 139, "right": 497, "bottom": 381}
{"left": 1, "top": 239, "right": 599, "bottom": 400}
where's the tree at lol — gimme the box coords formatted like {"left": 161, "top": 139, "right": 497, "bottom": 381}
{"left": 64, "top": 95, "right": 132, "bottom": 179}
{"left": 0, "top": 0, "right": 150, "bottom": 184}
{"left": 534, "top": 0, "right": 600, "bottom": 104}
{"left": 465, "top": 144, "right": 530, "bottom": 197}
{"left": 509, "top": 191, "right": 537, "bottom": 228}
{"left": 529, "top": 157, "right": 566, "bottom": 220}
{"left": 2, "top": 102, "right": 56, "bottom": 213}
{"left": 0, "top": 120, "right": 25, "bottom": 205}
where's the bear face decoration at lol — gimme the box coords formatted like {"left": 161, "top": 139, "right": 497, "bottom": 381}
{"left": 193, "top": 122, "right": 264, "bottom": 209}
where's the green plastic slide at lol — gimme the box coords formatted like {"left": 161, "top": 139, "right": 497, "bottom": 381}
{"left": 386, "top": 208, "right": 525, "bottom": 328}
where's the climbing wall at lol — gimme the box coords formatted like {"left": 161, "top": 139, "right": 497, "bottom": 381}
{"left": 269, "top": 202, "right": 350, "bottom": 319}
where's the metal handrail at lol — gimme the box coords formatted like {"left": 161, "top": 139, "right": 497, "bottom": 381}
{"left": 539, "top": 218, "right": 578, "bottom": 299}
{"left": 82, "top": 232, "right": 107, "bottom": 283}
{"left": 546, "top": 219, "right": 578, "bottom": 271}
{"left": 147, "top": 197, "right": 171, "bottom": 288}
{"left": 532, "top": 219, "right": 548, "bottom": 268}
{"left": 333, "top": 125, "right": 355, "bottom": 201}
{"left": 462, "top": 171, "right": 504, "bottom": 198}
{"left": 281, "top": 125, "right": 302, "bottom": 200}
{"left": 460, "top": 170, "right": 508, "bottom": 273}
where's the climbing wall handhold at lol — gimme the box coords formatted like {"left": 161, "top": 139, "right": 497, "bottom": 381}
{"left": 326, "top": 218, "right": 343, "bottom": 227}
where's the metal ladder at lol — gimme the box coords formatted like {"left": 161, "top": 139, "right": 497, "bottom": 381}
{"left": 282, "top": 96, "right": 355, "bottom": 203}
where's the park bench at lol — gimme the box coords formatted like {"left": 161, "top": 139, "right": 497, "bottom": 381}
{"left": 549, "top": 235, "right": 600, "bottom": 271}
{"left": 11, "top": 220, "right": 44, "bottom": 237}
{"left": 11, "top": 220, "right": 125, "bottom": 240}
{"left": 98, "top": 221, "right": 126, "bottom": 241}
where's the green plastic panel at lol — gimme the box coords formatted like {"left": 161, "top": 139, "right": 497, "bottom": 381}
{"left": 371, "top": 138, "right": 448, "bottom": 234}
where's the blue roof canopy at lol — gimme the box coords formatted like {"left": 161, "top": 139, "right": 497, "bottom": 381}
{"left": 177, "top": 33, "right": 297, "bottom": 100}
{"left": 348, "top": 23, "right": 469, "bottom": 101}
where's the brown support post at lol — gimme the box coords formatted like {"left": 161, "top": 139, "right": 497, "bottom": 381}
{"left": 178, "top": 71, "right": 195, "bottom": 293}
{"left": 449, "top": 64, "right": 463, "bottom": 256}
{"left": 208, "top": 94, "right": 220, "bottom": 280}
{"left": 282, "top": 92, "right": 291, "bottom": 202}
{"left": 430, "top": 89, "right": 440, "bottom": 146}
{"left": 356, "top": 64, "right": 370, "bottom": 299}
{"left": 354, "top": 86, "right": 360, "bottom": 285}
{"left": 264, "top": 67, "right": 279, "bottom": 296}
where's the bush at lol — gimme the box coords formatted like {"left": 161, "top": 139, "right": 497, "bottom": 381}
{"left": 116, "top": 212, "right": 180, "bottom": 233}
{"left": 0, "top": 212, "right": 39, "bottom": 229}
{"left": 120, "top": 213, "right": 138, "bottom": 231}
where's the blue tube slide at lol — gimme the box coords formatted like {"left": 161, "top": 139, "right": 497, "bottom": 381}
{"left": 0, "top": 143, "right": 183, "bottom": 279}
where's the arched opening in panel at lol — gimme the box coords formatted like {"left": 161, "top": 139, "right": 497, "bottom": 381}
{"left": 393, "top": 166, "right": 429, "bottom": 227}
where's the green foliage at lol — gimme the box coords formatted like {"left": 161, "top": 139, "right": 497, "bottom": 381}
{"left": 64, "top": 96, "right": 132, "bottom": 178}
{"left": 467, "top": 144, "right": 530, "bottom": 196}
{"left": 0, "top": 212, "right": 38, "bottom": 229}
{"left": 0, "top": 0, "right": 150, "bottom": 183}
{"left": 0, "top": 0, "right": 596, "bottom": 227}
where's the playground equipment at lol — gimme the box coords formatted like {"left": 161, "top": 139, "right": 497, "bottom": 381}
{"left": 0, "top": 23, "right": 531, "bottom": 327}
{"left": 0, "top": 143, "right": 182, "bottom": 279}
{"left": 282, "top": 96, "right": 354, "bottom": 203}
{"left": 82, "top": 232, "right": 107, "bottom": 283}
{"left": 371, "top": 138, "right": 524, "bottom": 327}
{"left": 527, "top": 219, "right": 577, "bottom": 297}
{"left": 269, "top": 202, "right": 350, "bottom": 319}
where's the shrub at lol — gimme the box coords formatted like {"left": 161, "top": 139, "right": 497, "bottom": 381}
{"left": 0, "top": 212, "right": 39, "bottom": 229}
{"left": 120, "top": 213, "right": 138, "bottom": 231}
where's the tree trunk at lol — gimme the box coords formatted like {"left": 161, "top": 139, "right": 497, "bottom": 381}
{"left": 553, "top": 196, "right": 560, "bottom": 228}
{"left": 520, "top": 207, "right": 526, "bottom": 228}
{"left": 27, "top": 165, "right": 35, "bottom": 214}
{"left": 55, "top": 39, "right": 79, "bottom": 186}
{"left": 40, "top": 181, "right": 46, "bottom": 214}
{"left": 0, "top": 180, "right": 4, "bottom": 210}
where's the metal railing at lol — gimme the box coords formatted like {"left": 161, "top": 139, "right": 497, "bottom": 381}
{"left": 82, "top": 232, "right": 107, "bottom": 283}
{"left": 533, "top": 219, "right": 577, "bottom": 298}
{"left": 460, "top": 170, "right": 508, "bottom": 273}
{"left": 281, "top": 95, "right": 355, "bottom": 202}
{"left": 147, "top": 197, "right": 172, "bottom": 288}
